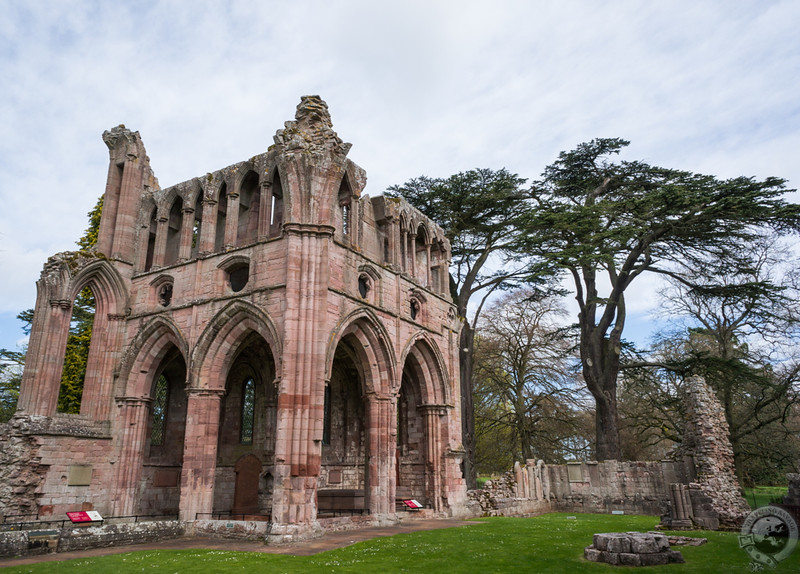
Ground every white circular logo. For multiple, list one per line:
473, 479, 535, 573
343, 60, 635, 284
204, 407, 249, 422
738, 506, 798, 569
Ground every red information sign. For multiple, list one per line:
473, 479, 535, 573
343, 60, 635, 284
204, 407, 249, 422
402, 499, 423, 509
66, 511, 103, 523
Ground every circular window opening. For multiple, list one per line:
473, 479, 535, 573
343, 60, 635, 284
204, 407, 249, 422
158, 283, 173, 307
229, 265, 250, 292
358, 276, 369, 298
410, 299, 420, 320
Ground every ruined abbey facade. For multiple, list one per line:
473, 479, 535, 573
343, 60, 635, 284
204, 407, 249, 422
4, 96, 467, 538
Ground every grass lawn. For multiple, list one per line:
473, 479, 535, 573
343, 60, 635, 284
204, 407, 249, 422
743, 485, 788, 510
4, 513, 798, 573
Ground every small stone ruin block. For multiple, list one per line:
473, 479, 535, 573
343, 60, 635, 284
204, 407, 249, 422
585, 532, 684, 567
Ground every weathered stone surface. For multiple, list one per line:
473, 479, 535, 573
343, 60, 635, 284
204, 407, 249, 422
5, 96, 466, 543
668, 377, 750, 530
584, 532, 684, 567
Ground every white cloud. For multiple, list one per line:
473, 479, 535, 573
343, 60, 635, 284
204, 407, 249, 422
1, 0, 799, 349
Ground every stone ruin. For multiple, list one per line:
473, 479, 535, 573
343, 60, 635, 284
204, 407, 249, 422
584, 531, 685, 566
661, 376, 751, 530
0, 96, 468, 544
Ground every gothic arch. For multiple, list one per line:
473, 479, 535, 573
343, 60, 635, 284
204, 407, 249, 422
117, 315, 190, 398
324, 308, 396, 396
64, 259, 129, 316
191, 300, 281, 391
232, 161, 257, 191
399, 333, 450, 405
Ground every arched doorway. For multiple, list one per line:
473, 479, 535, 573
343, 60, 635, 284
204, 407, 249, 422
214, 331, 277, 518
396, 367, 427, 505
140, 345, 188, 515
319, 338, 367, 514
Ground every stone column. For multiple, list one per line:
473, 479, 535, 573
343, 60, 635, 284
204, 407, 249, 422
258, 181, 272, 241
17, 297, 71, 415
425, 242, 432, 288
152, 214, 168, 269
110, 154, 146, 263
80, 312, 126, 420
223, 191, 239, 249
423, 405, 446, 512
400, 228, 407, 271
270, 224, 331, 534
112, 397, 152, 516
198, 199, 217, 255
409, 233, 417, 278
366, 394, 396, 516
178, 205, 196, 261
179, 388, 225, 521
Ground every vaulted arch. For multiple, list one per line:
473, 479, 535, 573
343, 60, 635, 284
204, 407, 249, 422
191, 300, 281, 391
399, 333, 450, 405
324, 308, 396, 396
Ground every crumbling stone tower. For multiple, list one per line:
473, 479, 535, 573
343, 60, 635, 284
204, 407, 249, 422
5, 96, 467, 540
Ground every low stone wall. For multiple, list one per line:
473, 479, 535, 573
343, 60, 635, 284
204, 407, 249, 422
193, 519, 272, 539
0, 520, 184, 558
545, 460, 686, 516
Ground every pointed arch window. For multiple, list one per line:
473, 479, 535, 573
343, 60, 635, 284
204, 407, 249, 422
240, 377, 255, 444
151, 374, 169, 446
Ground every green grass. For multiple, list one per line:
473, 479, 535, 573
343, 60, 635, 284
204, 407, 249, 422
744, 485, 788, 509
4, 513, 798, 573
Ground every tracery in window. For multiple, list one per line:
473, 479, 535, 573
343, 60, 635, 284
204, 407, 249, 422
240, 377, 255, 445
151, 374, 169, 446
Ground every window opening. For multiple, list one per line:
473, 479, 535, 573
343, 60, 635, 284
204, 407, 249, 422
145, 208, 157, 271
342, 204, 350, 235
57, 286, 96, 413
229, 264, 249, 292
358, 276, 369, 298
322, 384, 331, 445
410, 299, 419, 320
151, 374, 169, 446
214, 184, 227, 252
240, 377, 255, 444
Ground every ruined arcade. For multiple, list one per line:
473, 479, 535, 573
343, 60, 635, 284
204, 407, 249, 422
3, 96, 467, 540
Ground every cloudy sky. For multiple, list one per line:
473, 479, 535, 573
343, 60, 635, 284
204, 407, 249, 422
1, 0, 798, 351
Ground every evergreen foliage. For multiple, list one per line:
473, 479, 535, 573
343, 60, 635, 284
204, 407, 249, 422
524, 138, 800, 460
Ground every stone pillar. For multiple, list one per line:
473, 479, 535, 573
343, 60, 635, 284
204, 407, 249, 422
134, 219, 151, 273
96, 161, 122, 256
423, 405, 446, 512
270, 224, 331, 533
179, 388, 225, 521
112, 397, 151, 516
400, 228, 407, 271
80, 312, 126, 420
258, 181, 272, 241
409, 233, 417, 278
425, 242, 432, 288
110, 154, 148, 263
223, 191, 239, 249
17, 297, 71, 416
152, 215, 168, 269
198, 199, 217, 255
366, 394, 396, 516
386, 217, 397, 267
178, 205, 195, 261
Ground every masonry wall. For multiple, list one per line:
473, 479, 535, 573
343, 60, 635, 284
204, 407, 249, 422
545, 461, 688, 516
0, 520, 185, 559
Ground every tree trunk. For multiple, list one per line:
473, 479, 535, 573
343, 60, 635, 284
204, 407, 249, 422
582, 331, 623, 461
460, 323, 477, 489
593, 391, 622, 461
